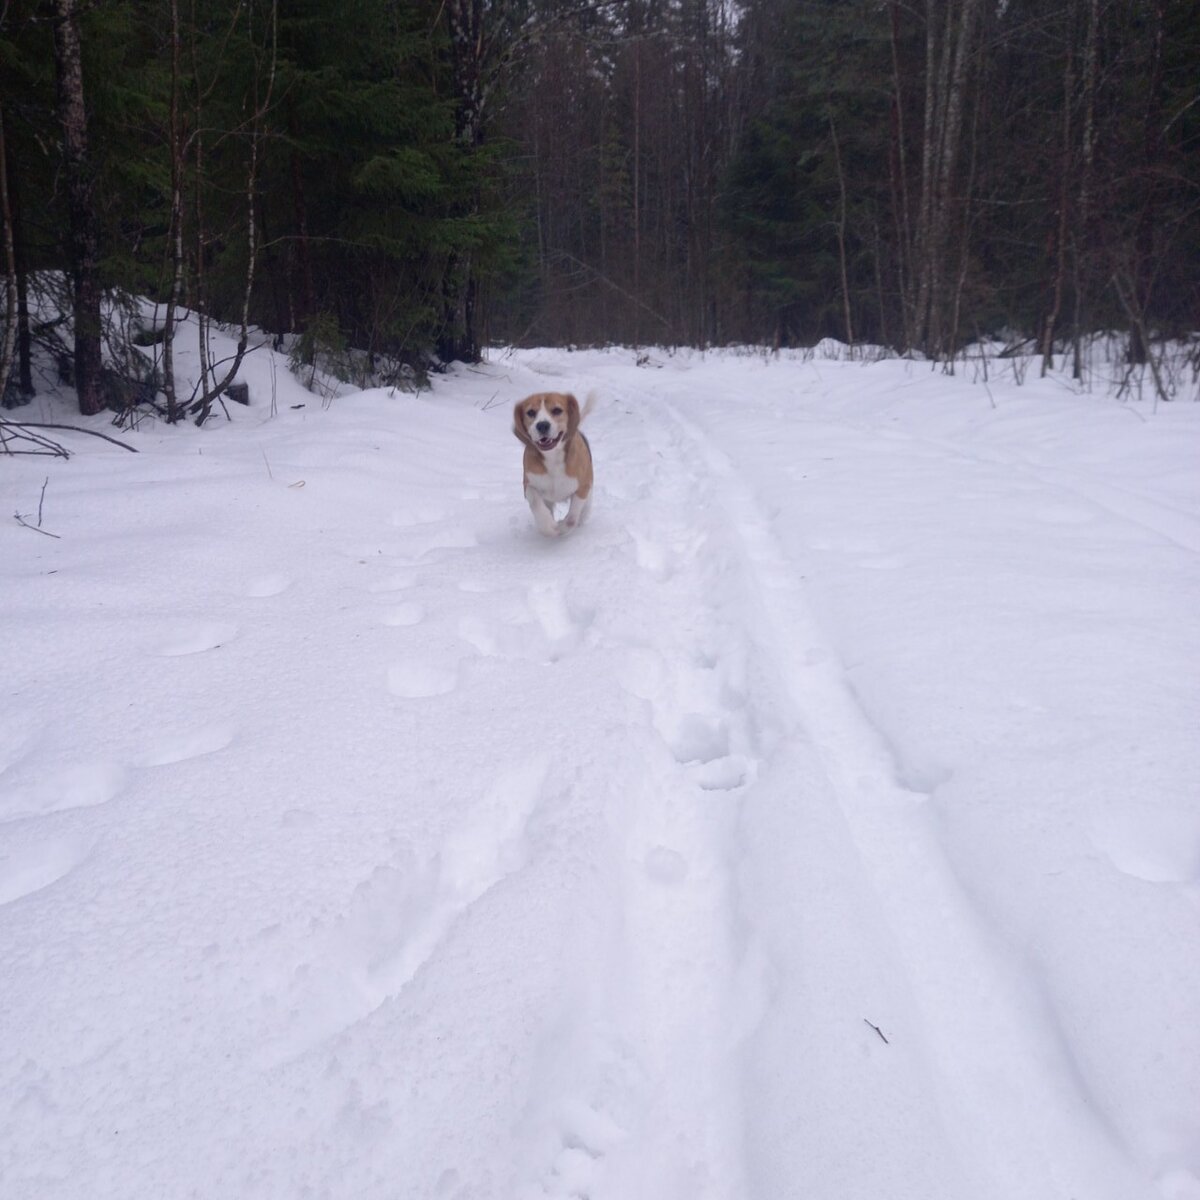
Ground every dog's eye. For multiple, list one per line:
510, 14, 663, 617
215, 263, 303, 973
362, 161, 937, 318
526, 409, 536, 418
551, 407, 563, 416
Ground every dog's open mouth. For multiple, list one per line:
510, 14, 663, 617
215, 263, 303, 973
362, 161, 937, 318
536, 434, 562, 451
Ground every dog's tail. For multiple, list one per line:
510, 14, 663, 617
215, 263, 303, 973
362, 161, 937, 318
579, 391, 598, 423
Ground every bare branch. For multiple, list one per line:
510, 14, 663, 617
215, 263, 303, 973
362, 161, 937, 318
1, 418, 137, 452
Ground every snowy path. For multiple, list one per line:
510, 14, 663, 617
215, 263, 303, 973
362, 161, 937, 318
1, 345, 1197, 1200
659, 397, 1154, 1200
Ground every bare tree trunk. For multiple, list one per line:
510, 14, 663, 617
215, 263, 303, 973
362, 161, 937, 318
0, 104, 17, 402
1127, 0, 1166, 366
1, 102, 33, 402
914, 0, 981, 358
13, 177, 31, 398
51, 0, 103, 415
288, 100, 317, 338
161, 0, 184, 421
181, 0, 246, 404
889, 0, 915, 350
948, 75, 982, 369
190, 0, 277, 420
931, 0, 980, 358
828, 111, 854, 350
872, 213, 889, 347
439, 0, 492, 362
913, 0, 939, 350
257, 200, 289, 344
633, 38, 642, 349
193, 120, 211, 395
1072, 0, 1099, 380
1042, 25, 1074, 377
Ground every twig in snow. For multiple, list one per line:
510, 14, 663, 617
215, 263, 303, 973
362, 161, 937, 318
13, 513, 59, 536
14, 477, 60, 537
864, 1019, 889, 1045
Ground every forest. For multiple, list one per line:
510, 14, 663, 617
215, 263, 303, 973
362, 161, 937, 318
0, 0, 1197, 419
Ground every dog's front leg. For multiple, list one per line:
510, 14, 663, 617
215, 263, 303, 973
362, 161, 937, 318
527, 491, 560, 537
561, 493, 589, 531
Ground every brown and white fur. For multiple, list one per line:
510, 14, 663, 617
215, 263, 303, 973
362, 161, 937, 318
512, 391, 595, 537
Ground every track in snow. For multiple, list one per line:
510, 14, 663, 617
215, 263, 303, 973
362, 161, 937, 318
497, 375, 1160, 1200
505, 377, 1147, 1199
513, 386, 761, 1199
653, 396, 1153, 1200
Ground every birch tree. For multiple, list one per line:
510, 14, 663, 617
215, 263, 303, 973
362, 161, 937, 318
50, 0, 103, 414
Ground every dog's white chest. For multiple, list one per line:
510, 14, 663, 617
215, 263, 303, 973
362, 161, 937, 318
527, 448, 579, 504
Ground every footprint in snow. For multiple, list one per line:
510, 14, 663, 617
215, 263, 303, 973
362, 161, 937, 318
137, 723, 235, 768
1091, 807, 1200, 884
460, 610, 590, 664
0, 836, 89, 905
434, 1169, 461, 1197
389, 505, 448, 529
0, 761, 126, 821
244, 572, 291, 598
628, 530, 672, 581
523, 1098, 626, 1200
341, 542, 393, 561
645, 845, 690, 885
665, 713, 731, 766
397, 527, 478, 562
688, 754, 751, 792
369, 570, 418, 594
152, 620, 239, 657
382, 601, 425, 628
387, 661, 458, 699
456, 615, 499, 657
457, 577, 495, 594
525, 581, 594, 657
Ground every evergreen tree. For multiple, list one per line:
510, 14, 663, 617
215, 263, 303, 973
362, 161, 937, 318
1, 0, 1196, 397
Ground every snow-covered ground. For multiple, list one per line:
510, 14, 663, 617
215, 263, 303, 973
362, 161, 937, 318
2, 334, 1198, 1200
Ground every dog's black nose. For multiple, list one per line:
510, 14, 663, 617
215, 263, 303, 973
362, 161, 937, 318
536, 420, 550, 435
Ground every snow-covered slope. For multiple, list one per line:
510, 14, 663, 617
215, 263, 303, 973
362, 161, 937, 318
1, 342, 1197, 1200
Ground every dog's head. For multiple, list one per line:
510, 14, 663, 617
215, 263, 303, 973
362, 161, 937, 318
513, 392, 580, 453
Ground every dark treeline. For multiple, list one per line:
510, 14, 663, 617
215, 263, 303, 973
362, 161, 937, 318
1, 1, 1197, 418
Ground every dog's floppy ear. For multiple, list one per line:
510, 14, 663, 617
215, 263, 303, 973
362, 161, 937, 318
512, 398, 534, 447
565, 393, 581, 440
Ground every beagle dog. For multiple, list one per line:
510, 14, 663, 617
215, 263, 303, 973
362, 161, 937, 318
512, 391, 595, 537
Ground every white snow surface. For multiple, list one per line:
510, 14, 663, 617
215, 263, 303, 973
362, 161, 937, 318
2, 337, 1199, 1200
